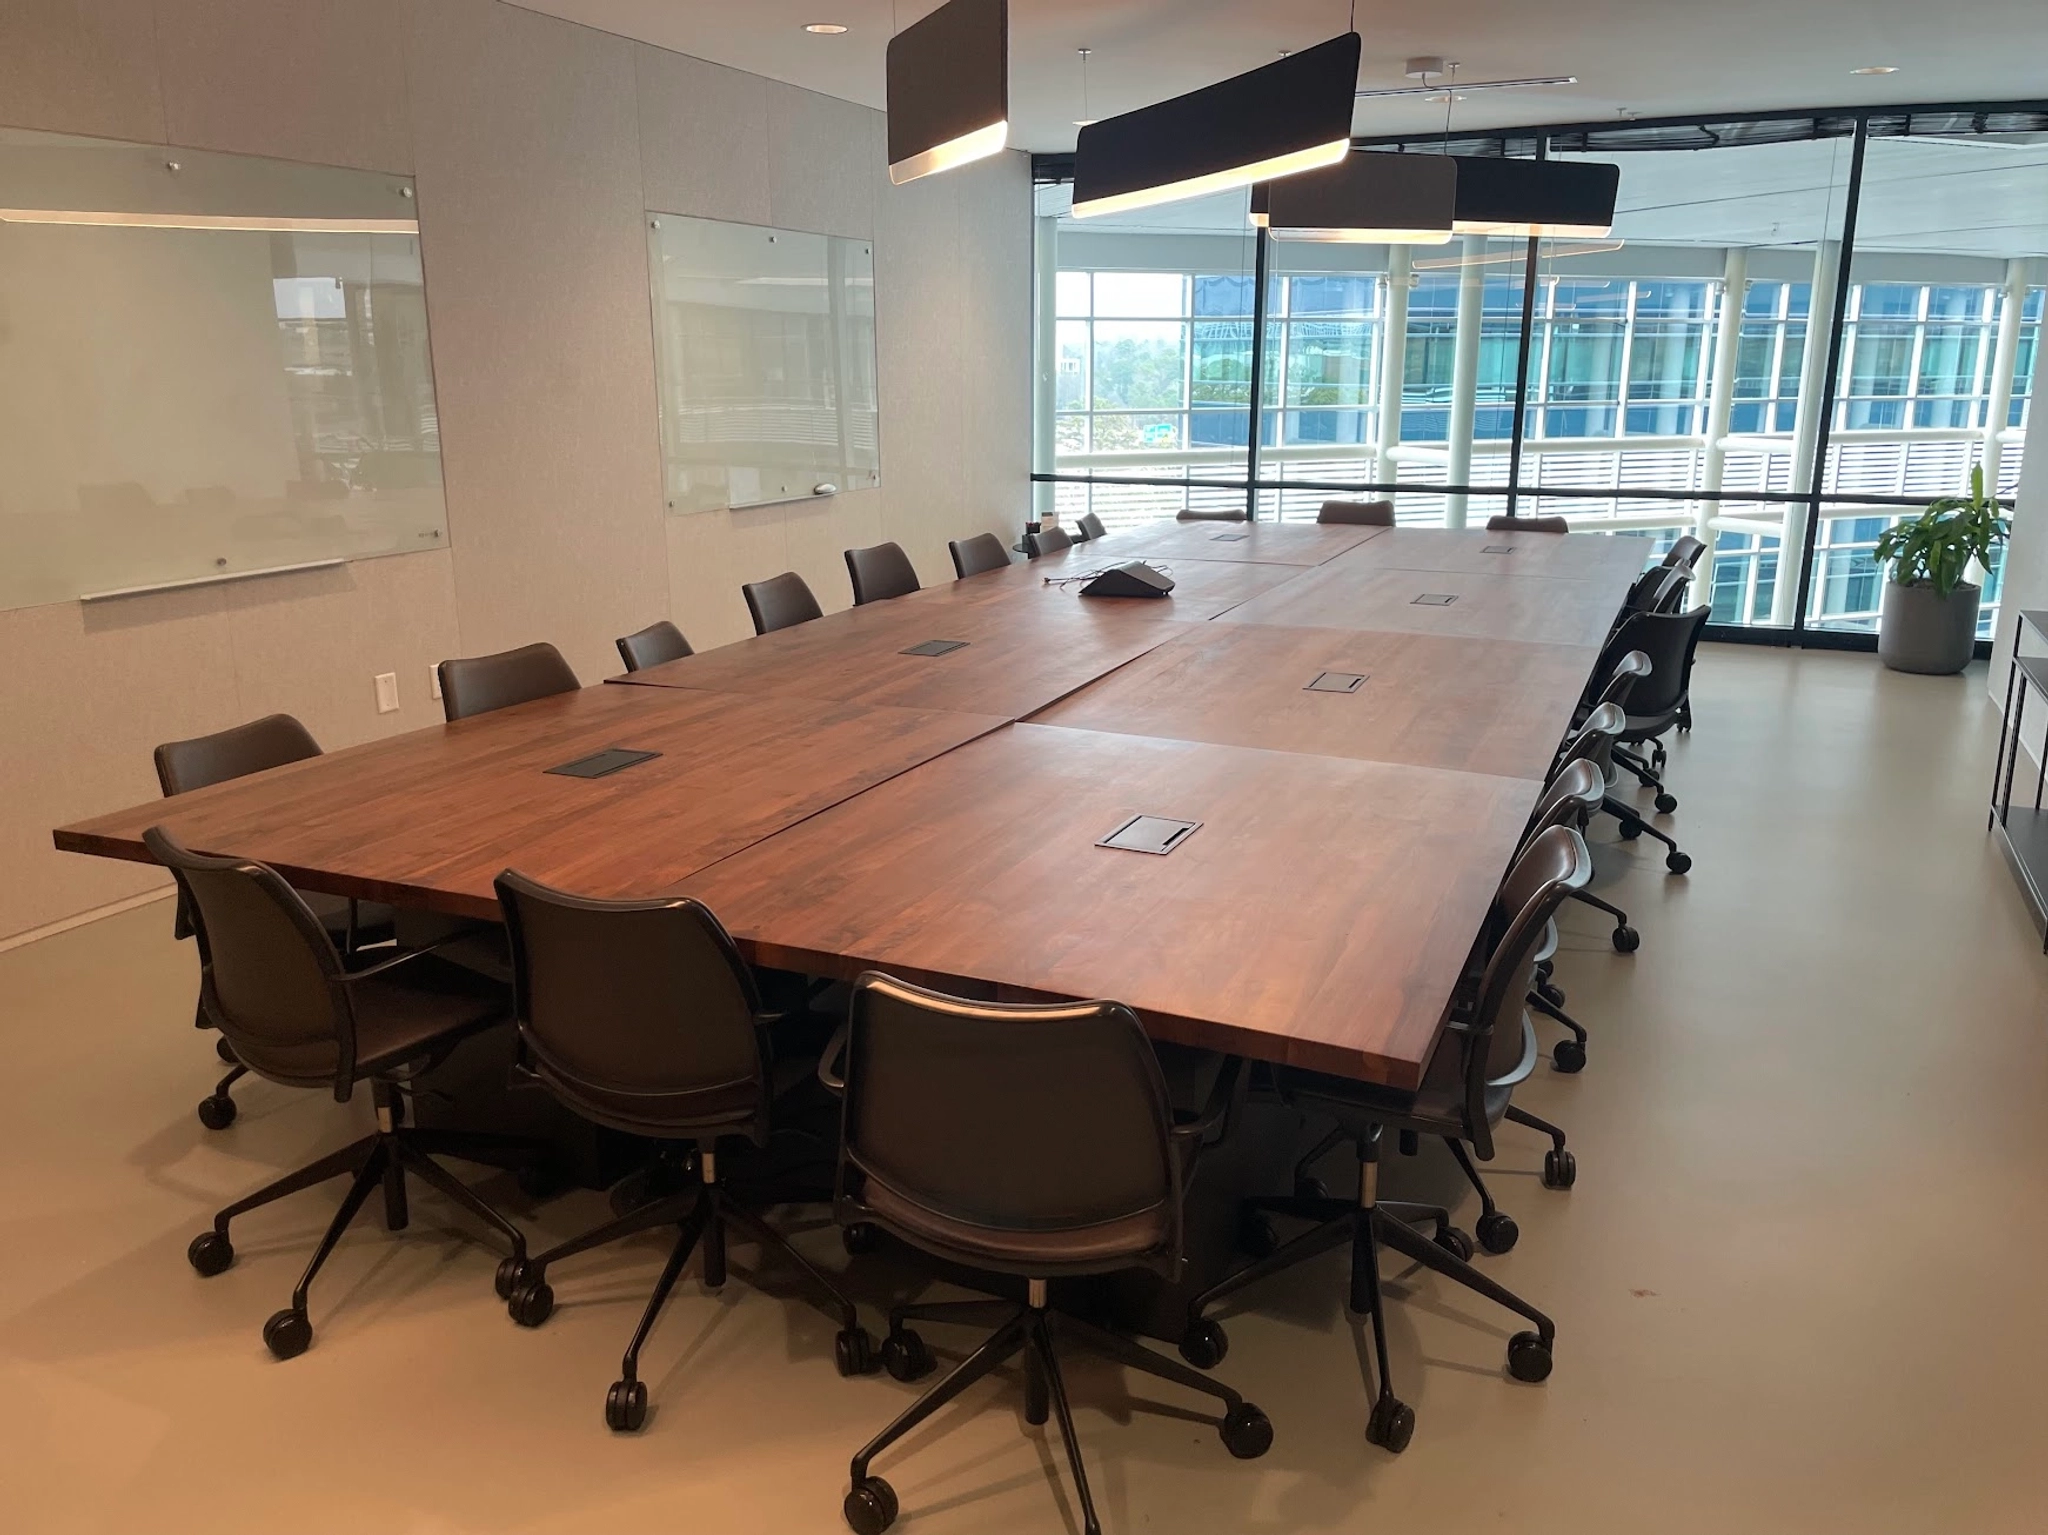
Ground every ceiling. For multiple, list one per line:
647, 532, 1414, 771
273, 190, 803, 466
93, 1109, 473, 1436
511, 0, 2048, 154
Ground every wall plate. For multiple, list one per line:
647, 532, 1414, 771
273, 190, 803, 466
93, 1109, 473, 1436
545, 747, 661, 779
1097, 814, 1202, 855
900, 638, 970, 656
1482, 543, 1516, 553
1210, 532, 1250, 542
1305, 671, 1367, 693
1412, 593, 1459, 606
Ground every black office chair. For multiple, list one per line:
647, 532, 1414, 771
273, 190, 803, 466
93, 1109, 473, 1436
1519, 755, 1611, 1073
1077, 511, 1108, 541
1177, 507, 1247, 522
743, 571, 824, 635
155, 714, 395, 1130
438, 643, 580, 722
1182, 828, 1585, 1453
615, 620, 692, 672
823, 973, 1271, 1535
1487, 513, 1570, 533
948, 532, 1011, 578
151, 826, 537, 1360
1661, 533, 1706, 572
846, 542, 921, 605
1607, 607, 1711, 826
1025, 526, 1072, 558
493, 871, 877, 1431
1319, 499, 1395, 526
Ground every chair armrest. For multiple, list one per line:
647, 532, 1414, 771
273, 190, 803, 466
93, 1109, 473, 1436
1169, 1054, 1247, 1148
336, 934, 463, 985
816, 1022, 851, 1094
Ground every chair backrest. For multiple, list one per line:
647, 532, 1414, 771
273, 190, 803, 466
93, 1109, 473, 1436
1625, 565, 1689, 616
845, 541, 921, 605
1026, 526, 1072, 558
438, 643, 580, 722
837, 971, 1181, 1266
1521, 758, 1604, 852
1486, 513, 1570, 534
1318, 499, 1395, 526
1617, 607, 1710, 721
1554, 700, 1625, 783
742, 571, 824, 635
949, 532, 1012, 579
1582, 645, 1653, 714
1078, 512, 1108, 541
1661, 534, 1706, 571
144, 826, 354, 1093
615, 620, 692, 672
495, 871, 773, 1141
1177, 507, 1247, 522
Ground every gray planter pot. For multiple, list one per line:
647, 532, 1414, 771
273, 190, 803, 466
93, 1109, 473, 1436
1877, 578, 1980, 674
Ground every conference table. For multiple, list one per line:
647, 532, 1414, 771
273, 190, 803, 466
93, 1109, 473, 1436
55, 519, 1645, 1092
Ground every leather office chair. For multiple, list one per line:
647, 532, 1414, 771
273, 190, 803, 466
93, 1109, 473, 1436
493, 871, 877, 1432
1661, 533, 1706, 572
1025, 525, 1071, 558
438, 643, 579, 722
151, 827, 537, 1360
1077, 511, 1108, 541
1177, 506, 1247, 522
1319, 499, 1395, 526
823, 973, 1271, 1535
948, 532, 1011, 578
845, 542, 921, 605
743, 571, 824, 635
155, 714, 395, 1130
615, 620, 692, 672
1182, 828, 1585, 1454
1487, 512, 1570, 533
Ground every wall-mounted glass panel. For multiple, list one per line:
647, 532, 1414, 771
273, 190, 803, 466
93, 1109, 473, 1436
0, 129, 443, 610
647, 214, 879, 514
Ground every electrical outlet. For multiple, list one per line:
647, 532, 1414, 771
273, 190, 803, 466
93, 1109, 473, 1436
428, 666, 442, 701
374, 672, 400, 714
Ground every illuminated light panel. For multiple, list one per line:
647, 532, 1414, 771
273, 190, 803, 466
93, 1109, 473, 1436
1448, 155, 1620, 239
1250, 151, 1456, 245
888, 119, 1009, 186
886, 0, 1008, 186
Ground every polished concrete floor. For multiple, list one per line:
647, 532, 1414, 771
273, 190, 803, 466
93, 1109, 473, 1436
5, 645, 2047, 1535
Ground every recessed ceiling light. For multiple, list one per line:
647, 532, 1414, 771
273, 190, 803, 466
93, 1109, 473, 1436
804, 23, 849, 35
1852, 65, 1899, 74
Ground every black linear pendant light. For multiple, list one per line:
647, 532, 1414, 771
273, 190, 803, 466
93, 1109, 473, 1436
1071, 32, 1362, 219
1251, 150, 1457, 244
886, 0, 1009, 185
1449, 155, 1620, 238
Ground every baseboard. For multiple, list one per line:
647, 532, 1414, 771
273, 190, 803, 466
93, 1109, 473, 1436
0, 885, 176, 955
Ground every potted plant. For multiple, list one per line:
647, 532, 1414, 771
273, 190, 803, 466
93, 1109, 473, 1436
1871, 465, 2009, 675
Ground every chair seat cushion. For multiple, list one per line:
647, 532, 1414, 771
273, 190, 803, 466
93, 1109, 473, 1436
857, 1172, 1171, 1273
351, 953, 512, 1077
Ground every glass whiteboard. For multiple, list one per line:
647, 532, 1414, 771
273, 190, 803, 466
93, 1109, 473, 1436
0, 129, 446, 609
647, 213, 881, 514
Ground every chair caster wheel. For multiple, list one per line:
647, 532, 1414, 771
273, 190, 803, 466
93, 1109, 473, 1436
507, 1280, 555, 1327
263, 1307, 312, 1360
1543, 1149, 1578, 1190
1220, 1401, 1274, 1459
1435, 1225, 1475, 1263
1475, 1211, 1519, 1255
1507, 1330, 1554, 1383
197, 1094, 237, 1131
1179, 1316, 1228, 1370
1365, 1393, 1414, 1453
843, 1475, 899, 1535
1666, 851, 1692, 875
1618, 819, 1643, 841
1536, 980, 1567, 1009
1293, 1174, 1327, 1200
1552, 1039, 1587, 1073
841, 1222, 880, 1257
215, 1036, 239, 1064
187, 1230, 234, 1277
1612, 925, 1640, 954
835, 1326, 877, 1377
1239, 1212, 1280, 1259
1655, 792, 1679, 814
604, 1377, 647, 1432
879, 1328, 933, 1382
493, 1255, 530, 1300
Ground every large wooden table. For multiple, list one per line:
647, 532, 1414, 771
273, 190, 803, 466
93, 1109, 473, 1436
54, 520, 1647, 1089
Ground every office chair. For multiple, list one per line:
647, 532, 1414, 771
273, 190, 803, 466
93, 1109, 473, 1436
1077, 511, 1108, 541
493, 871, 877, 1431
438, 643, 580, 722
155, 714, 395, 1130
1607, 606, 1711, 823
1487, 513, 1570, 533
948, 532, 1011, 578
743, 571, 824, 635
1661, 533, 1706, 572
823, 973, 1271, 1535
1319, 499, 1395, 526
150, 827, 538, 1360
615, 620, 693, 672
1181, 828, 1585, 1453
1544, 702, 1652, 950
1025, 525, 1072, 558
1177, 506, 1247, 522
845, 542, 922, 605
1519, 756, 1611, 1073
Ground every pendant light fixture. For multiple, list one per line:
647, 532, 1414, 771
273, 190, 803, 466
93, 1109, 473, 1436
1250, 151, 1456, 244
1071, 31, 1361, 219
886, 0, 1009, 186
1449, 154, 1620, 238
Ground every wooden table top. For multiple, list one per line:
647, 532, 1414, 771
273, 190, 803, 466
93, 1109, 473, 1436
1337, 526, 1652, 583
609, 595, 1192, 719
919, 548, 1310, 624
677, 723, 1534, 1087
1031, 623, 1597, 782
1093, 518, 1386, 567
1217, 561, 1620, 650
53, 685, 1006, 921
